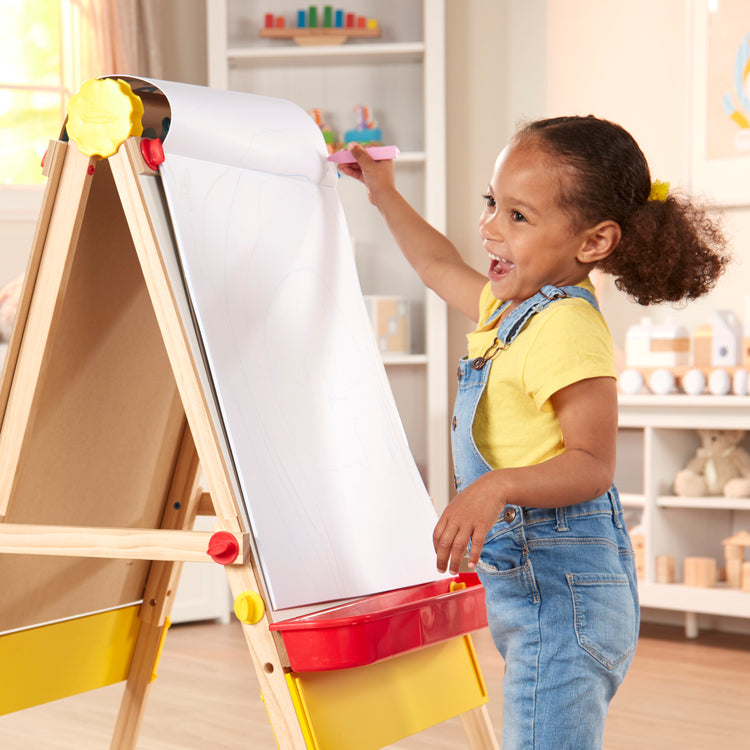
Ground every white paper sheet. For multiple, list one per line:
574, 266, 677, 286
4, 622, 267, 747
123, 79, 442, 609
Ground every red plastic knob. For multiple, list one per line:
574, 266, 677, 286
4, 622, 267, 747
207, 531, 240, 565
140, 138, 165, 170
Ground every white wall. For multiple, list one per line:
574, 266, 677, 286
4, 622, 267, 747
544, 0, 750, 354
445, 1, 509, 366
445, 0, 548, 377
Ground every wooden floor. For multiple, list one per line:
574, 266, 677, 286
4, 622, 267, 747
2, 621, 750, 749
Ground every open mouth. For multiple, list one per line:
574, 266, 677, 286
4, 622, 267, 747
488, 252, 515, 278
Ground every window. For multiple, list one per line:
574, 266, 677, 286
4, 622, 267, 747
2, 0, 66, 186
0, 0, 102, 197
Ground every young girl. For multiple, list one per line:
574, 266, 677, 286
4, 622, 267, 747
340, 115, 729, 749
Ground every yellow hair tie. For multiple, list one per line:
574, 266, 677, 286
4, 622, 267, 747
648, 179, 670, 202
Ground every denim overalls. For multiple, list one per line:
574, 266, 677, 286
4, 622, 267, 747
452, 285, 640, 750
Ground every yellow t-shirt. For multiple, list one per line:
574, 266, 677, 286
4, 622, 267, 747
468, 279, 616, 470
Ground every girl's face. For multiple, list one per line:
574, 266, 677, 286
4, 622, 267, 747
479, 137, 595, 311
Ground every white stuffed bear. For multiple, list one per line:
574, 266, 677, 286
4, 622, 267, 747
0, 274, 23, 343
674, 429, 750, 498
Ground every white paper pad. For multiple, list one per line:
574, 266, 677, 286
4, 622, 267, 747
123, 79, 442, 609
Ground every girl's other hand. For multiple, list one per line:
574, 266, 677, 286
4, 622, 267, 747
432, 473, 506, 574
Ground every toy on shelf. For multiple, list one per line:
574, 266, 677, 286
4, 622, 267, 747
630, 533, 645, 579
683, 556, 717, 588
625, 317, 690, 369
308, 108, 337, 154
619, 307, 750, 396
363, 296, 410, 355
344, 105, 383, 145
673, 429, 750, 498
261, 7, 380, 46
328, 106, 397, 164
655, 554, 676, 583
723, 531, 750, 591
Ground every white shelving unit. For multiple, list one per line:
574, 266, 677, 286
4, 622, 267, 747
618, 395, 750, 636
206, 0, 449, 509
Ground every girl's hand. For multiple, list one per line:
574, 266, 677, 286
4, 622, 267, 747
337, 143, 397, 208
432, 472, 506, 574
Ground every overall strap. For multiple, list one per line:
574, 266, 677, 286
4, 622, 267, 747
494, 284, 599, 347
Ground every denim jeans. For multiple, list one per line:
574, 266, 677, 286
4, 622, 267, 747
450, 286, 639, 749
476, 494, 639, 749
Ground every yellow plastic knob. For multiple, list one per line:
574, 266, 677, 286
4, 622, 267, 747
66, 78, 144, 158
234, 591, 265, 624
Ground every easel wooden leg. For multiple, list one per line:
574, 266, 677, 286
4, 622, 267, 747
460, 705, 500, 750
110, 138, 308, 750
110, 620, 170, 750
110, 423, 202, 750
223, 563, 310, 750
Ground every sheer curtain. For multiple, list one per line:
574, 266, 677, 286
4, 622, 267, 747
82, 0, 164, 80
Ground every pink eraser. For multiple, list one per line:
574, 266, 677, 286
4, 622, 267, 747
328, 145, 400, 164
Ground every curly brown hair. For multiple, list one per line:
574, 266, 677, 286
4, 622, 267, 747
515, 116, 731, 305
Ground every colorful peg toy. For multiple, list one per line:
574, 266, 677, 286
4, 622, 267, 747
260, 6, 380, 45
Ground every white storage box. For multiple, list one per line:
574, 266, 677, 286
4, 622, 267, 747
364, 296, 410, 354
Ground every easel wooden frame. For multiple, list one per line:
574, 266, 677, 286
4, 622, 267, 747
0, 135, 498, 750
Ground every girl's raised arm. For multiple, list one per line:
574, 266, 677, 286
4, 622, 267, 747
339, 143, 486, 321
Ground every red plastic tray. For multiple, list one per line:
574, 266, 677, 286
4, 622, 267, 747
269, 573, 487, 672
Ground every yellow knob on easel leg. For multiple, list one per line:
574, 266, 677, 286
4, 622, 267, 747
234, 591, 265, 624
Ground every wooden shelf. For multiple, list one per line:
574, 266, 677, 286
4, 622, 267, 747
619, 394, 750, 428
619, 493, 646, 508
227, 41, 425, 65
638, 582, 750, 617
381, 353, 428, 366
657, 495, 750, 511
394, 151, 425, 164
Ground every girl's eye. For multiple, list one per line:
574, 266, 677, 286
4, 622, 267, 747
482, 193, 496, 208
511, 210, 527, 223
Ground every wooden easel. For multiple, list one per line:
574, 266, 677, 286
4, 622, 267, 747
0, 92, 498, 749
